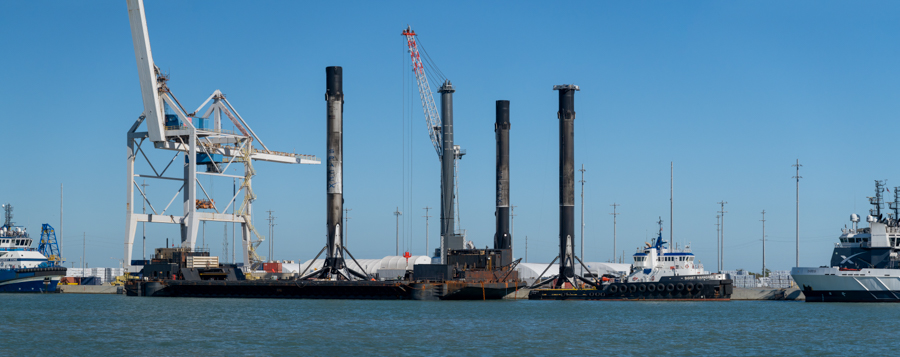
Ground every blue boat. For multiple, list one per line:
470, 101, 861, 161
0, 204, 66, 293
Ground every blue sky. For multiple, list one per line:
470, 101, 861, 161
1, 1, 899, 271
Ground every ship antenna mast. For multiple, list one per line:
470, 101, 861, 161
2, 204, 12, 228
870, 180, 886, 217
893, 187, 900, 221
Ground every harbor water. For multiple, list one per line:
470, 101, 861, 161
1, 294, 894, 356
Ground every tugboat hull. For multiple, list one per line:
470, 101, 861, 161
529, 277, 732, 300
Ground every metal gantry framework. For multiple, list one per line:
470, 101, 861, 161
124, 0, 319, 270
39, 224, 63, 267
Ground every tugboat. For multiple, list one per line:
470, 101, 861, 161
529, 219, 732, 300
792, 180, 900, 302
0, 204, 66, 292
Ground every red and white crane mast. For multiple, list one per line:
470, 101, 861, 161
402, 26, 443, 159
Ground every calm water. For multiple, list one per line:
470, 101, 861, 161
1, 294, 895, 356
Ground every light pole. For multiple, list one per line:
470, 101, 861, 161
344, 208, 352, 246
579, 164, 586, 261
423, 207, 431, 256
141, 180, 149, 261
394, 207, 402, 255
610, 203, 620, 262
717, 201, 728, 272
761, 210, 767, 277
793, 159, 802, 267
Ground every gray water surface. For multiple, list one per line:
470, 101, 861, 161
0, 294, 892, 356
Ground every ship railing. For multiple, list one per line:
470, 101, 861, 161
0, 247, 37, 252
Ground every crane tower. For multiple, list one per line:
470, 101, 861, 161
402, 26, 465, 263
123, 0, 319, 270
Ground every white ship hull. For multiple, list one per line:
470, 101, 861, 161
792, 267, 900, 302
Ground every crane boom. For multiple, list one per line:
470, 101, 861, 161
402, 26, 443, 160
126, 0, 166, 143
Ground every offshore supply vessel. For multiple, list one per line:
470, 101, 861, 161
0, 204, 66, 292
792, 180, 900, 302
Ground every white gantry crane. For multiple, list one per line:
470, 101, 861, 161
124, 0, 319, 270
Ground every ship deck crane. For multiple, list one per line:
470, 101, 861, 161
402, 26, 465, 263
124, 0, 320, 270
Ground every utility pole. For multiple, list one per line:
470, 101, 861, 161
232, 178, 236, 264
579, 164, 586, 261
761, 210, 766, 277
343, 208, 352, 247
610, 203, 620, 262
82, 232, 85, 278
266, 210, 275, 262
141, 180, 148, 261
510, 205, 517, 258
717, 201, 728, 272
394, 207, 402, 255
793, 159, 802, 267
715, 215, 720, 272
60, 184, 63, 263
423, 207, 431, 256
222, 224, 228, 264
